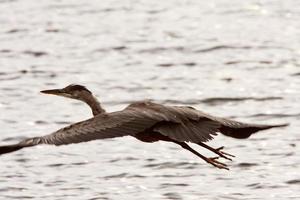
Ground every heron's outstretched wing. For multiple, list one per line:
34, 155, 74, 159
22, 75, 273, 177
154, 119, 220, 143
155, 106, 288, 141
146, 105, 221, 143
33, 108, 166, 146
0, 107, 167, 155
130, 103, 287, 143
125, 102, 220, 143
216, 117, 288, 139
178, 107, 288, 139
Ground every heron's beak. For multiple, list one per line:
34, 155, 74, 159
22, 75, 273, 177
40, 89, 64, 96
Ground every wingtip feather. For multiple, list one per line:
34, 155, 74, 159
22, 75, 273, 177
0, 144, 23, 155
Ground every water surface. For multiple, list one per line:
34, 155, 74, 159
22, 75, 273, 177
0, 0, 299, 199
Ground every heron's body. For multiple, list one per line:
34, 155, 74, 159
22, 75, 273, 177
0, 85, 288, 170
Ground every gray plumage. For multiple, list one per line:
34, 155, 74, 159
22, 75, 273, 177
0, 84, 288, 170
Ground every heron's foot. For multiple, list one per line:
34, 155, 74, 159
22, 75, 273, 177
198, 142, 235, 161
205, 156, 229, 170
212, 146, 235, 161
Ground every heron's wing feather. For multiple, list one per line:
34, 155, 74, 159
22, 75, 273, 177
145, 104, 284, 142
172, 106, 287, 139
149, 105, 220, 143
126, 101, 220, 143
28, 108, 163, 146
154, 119, 220, 143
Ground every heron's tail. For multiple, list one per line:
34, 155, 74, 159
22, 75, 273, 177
0, 144, 24, 155
220, 123, 289, 139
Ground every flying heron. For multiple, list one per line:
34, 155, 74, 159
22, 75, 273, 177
0, 84, 288, 170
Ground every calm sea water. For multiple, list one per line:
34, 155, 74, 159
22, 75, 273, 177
0, 0, 299, 199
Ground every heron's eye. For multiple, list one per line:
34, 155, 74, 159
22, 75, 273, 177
72, 91, 81, 98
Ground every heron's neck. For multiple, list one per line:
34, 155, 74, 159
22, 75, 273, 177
84, 94, 106, 116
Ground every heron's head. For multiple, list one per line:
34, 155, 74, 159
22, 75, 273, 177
40, 84, 92, 101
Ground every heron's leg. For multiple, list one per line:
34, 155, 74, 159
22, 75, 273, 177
173, 141, 229, 170
197, 142, 235, 161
